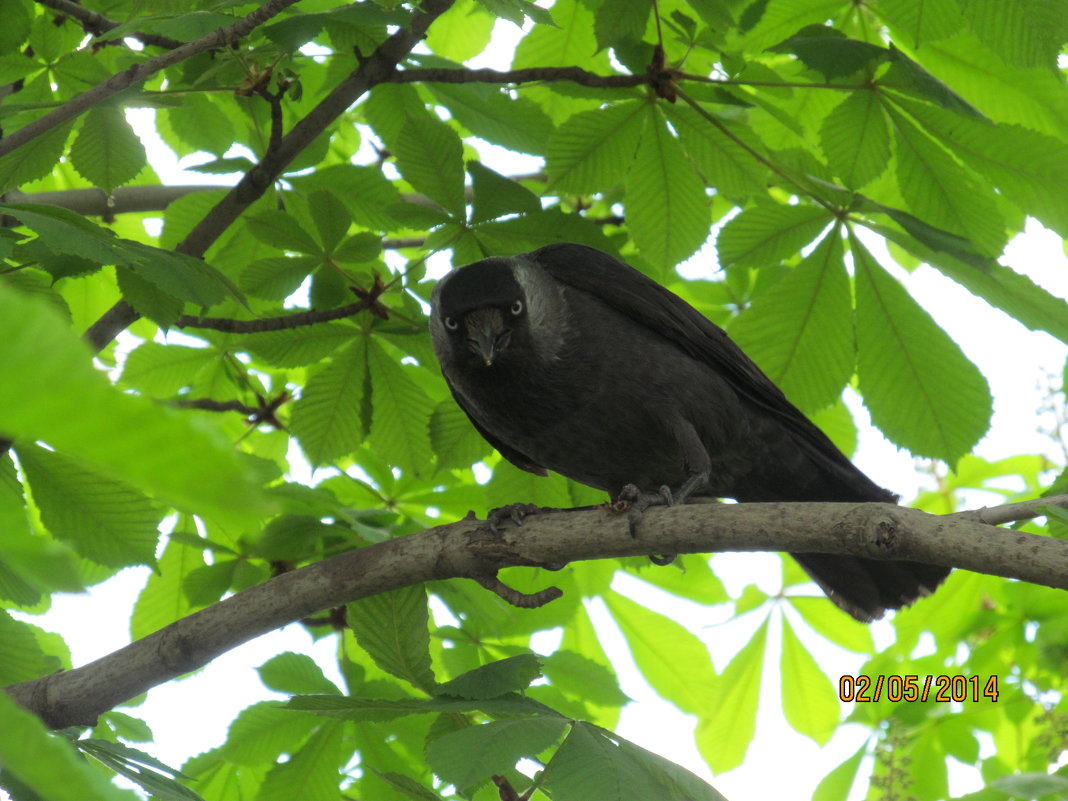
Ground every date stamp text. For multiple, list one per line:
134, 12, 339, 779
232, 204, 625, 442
838, 674, 999, 703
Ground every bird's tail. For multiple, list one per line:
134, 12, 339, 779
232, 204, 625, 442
790, 553, 951, 622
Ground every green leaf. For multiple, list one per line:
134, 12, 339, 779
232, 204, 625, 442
957, 0, 1065, 69
543, 721, 729, 801
348, 584, 435, 693
866, 219, 1068, 346
787, 596, 874, 653
393, 111, 466, 217
307, 190, 352, 255
218, 702, 319, 765
819, 91, 890, 188
592, 0, 650, 51
769, 25, 889, 79
68, 105, 147, 192
603, 590, 716, 714
77, 740, 200, 801
115, 266, 182, 328
546, 101, 646, 193
246, 210, 322, 255
367, 339, 433, 473
626, 105, 710, 268
780, 618, 839, 743
429, 81, 555, 156
17, 443, 160, 568
130, 531, 205, 640
257, 652, 342, 696
435, 654, 542, 699
162, 93, 235, 157
891, 96, 1068, 238
694, 617, 768, 772
242, 322, 357, 367
240, 255, 319, 300
887, 105, 1006, 257
0, 122, 74, 192
542, 722, 661, 801
0, 289, 263, 524
425, 0, 495, 61
286, 692, 550, 722
258, 720, 343, 801
879, 50, 984, 119
0, 693, 137, 801
851, 234, 991, 462
730, 230, 853, 412
0, 610, 60, 684
372, 771, 446, 801
333, 232, 382, 264
716, 203, 832, 270
627, 553, 728, 605
121, 342, 216, 397
425, 717, 568, 790
541, 650, 629, 709
868, 0, 961, 47
468, 161, 542, 224
812, 742, 866, 801
429, 398, 492, 470
666, 105, 769, 199
741, 0, 851, 52
302, 165, 405, 232
289, 339, 369, 465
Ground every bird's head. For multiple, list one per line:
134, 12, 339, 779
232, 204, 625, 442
430, 255, 566, 370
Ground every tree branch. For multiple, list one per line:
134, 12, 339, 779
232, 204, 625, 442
0, 0, 302, 159
34, 0, 184, 50
82, 0, 457, 354
6, 496, 1068, 730
174, 297, 381, 333
388, 66, 647, 89
2, 173, 546, 220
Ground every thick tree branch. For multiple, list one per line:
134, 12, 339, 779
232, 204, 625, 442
1, 186, 219, 219
34, 0, 184, 50
0, 0, 302, 159
82, 0, 456, 353
2, 173, 546, 220
6, 496, 1068, 730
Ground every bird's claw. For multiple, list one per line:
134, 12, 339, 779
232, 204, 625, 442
616, 483, 678, 566
487, 502, 544, 534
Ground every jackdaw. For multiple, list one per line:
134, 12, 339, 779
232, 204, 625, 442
429, 243, 950, 621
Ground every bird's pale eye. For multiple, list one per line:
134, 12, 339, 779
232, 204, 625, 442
444, 316, 459, 331
510, 299, 524, 316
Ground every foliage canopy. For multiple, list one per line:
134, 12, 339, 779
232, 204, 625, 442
1, 0, 1068, 799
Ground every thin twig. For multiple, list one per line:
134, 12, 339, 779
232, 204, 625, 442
175, 298, 376, 333
0, 0, 303, 159
388, 66, 645, 88
34, 0, 184, 49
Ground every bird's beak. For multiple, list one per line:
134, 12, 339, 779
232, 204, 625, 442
464, 309, 509, 366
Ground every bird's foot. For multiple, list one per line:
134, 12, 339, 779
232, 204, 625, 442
615, 484, 677, 566
617, 484, 674, 537
615, 472, 709, 566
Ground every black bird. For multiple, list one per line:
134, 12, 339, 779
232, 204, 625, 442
429, 243, 950, 621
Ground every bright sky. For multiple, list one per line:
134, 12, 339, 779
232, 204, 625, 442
14, 10, 1068, 801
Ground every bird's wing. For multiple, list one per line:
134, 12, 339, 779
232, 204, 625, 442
444, 375, 549, 477
529, 243, 890, 497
